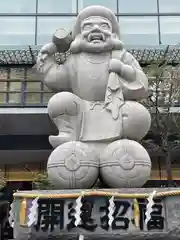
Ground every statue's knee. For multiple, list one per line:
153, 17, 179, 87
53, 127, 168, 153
48, 92, 81, 118
122, 101, 151, 141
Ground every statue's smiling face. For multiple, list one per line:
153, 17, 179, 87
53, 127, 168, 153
70, 15, 122, 53
81, 17, 112, 45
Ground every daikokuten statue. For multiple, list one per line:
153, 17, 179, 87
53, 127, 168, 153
36, 5, 152, 189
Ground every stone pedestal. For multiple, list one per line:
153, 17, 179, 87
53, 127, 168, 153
12, 188, 180, 240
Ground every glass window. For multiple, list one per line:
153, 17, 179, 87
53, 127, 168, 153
37, 17, 76, 45
43, 93, 54, 104
119, 17, 159, 45
0, 93, 6, 103
118, 0, 157, 13
26, 82, 41, 92
78, 0, 117, 13
0, 17, 35, 45
159, 0, 180, 13
26, 93, 41, 104
0, 0, 36, 13
9, 82, 21, 92
0, 70, 7, 104
0, 82, 7, 93
0, 69, 8, 80
27, 68, 40, 81
38, 0, 77, 13
43, 84, 52, 92
160, 17, 180, 45
10, 68, 25, 79
8, 93, 21, 104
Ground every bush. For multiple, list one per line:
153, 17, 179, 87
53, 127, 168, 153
33, 172, 54, 190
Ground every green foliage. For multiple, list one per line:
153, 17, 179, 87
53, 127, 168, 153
33, 172, 54, 190
0, 169, 6, 190
0, 177, 6, 190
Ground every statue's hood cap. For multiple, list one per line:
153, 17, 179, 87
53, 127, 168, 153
72, 5, 120, 38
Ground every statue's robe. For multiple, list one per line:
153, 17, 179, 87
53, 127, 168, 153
44, 50, 148, 141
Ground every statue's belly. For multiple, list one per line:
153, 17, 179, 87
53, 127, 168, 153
72, 55, 110, 101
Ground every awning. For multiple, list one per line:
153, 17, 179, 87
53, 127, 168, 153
0, 44, 179, 66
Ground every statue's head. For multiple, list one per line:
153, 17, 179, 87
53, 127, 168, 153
70, 5, 123, 53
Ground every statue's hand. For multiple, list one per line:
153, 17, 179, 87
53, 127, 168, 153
108, 58, 124, 74
36, 43, 57, 70
39, 42, 57, 55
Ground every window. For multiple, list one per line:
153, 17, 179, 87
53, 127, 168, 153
26, 82, 41, 92
8, 68, 24, 104
0, 69, 8, 103
160, 17, 180, 45
37, 17, 76, 45
0, 67, 50, 105
43, 93, 54, 104
118, 0, 157, 13
10, 68, 25, 80
78, 0, 117, 13
26, 93, 41, 104
25, 82, 41, 104
8, 93, 21, 104
38, 0, 77, 14
119, 17, 159, 45
0, 17, 35, 45
0, 0, 36, 13
0, 69, 7, 103
159, 0, 180, 13
9, 82, 21, 92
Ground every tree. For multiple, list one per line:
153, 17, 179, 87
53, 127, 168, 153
141, 48, 180, 186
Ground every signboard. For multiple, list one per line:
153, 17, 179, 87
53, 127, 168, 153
33, 197, 165, 233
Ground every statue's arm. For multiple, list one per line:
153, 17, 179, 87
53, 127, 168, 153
109, 51, 148, 99
36, 43, 70, 92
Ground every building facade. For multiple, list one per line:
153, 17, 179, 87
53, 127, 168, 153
0, 0, 180, 186
0, 0, 180, 46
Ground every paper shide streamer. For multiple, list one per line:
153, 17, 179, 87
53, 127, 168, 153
145, 190, 156, 225
9, 202, 15, 228
74, 191, 85, 227
108, 196, 115, 227
27, 197, 39, 227
75, 192, 116, 228
79, 234, 84, 240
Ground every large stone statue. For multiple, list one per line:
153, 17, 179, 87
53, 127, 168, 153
36, 5, 151, 189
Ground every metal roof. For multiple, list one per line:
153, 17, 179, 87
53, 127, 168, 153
0, 44, 180, 66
